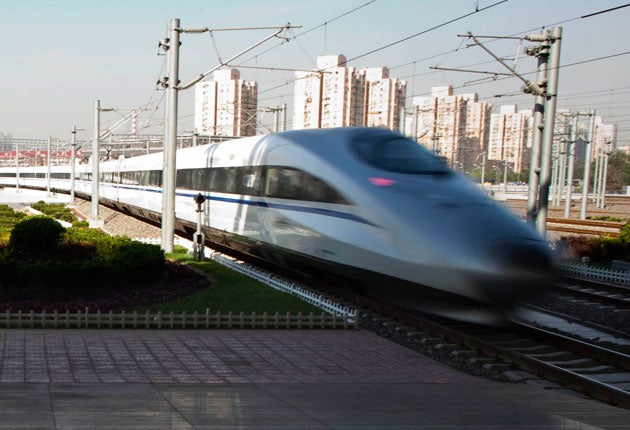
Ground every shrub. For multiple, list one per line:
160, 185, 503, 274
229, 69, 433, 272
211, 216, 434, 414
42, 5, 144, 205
8, 216, 66, 260
0, 205, 26, 228
620, 221, 630, 243
0, 227, 166, 301
109, 241, 165, 285
587, 215, 624, 222
30, 201, 77, 223
71, 220, 90, 228
564, 235, 630, 263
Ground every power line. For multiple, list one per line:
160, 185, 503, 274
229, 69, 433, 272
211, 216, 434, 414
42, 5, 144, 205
390, 3, 630, 79
236, 0, 380, 67
581, 3, 630, 19
295, 0, 380, 38
343, 0, 509, 64
407, 49, 630, 99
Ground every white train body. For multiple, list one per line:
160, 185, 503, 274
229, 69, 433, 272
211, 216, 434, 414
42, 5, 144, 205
0, 128, 556, 322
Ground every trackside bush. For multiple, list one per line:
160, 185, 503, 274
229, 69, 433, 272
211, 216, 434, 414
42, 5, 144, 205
564, 234, 630, 264
8, 216, 65, 260
620, 221, 630, 243
0, 222, 166, 302
30, 201, 76, 223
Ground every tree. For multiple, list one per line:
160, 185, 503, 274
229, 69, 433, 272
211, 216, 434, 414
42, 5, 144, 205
606, 151, 630, 191
8, 216, 65, 260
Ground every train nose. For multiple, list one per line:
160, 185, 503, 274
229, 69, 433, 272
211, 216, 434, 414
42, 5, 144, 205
477, 241, 557, 304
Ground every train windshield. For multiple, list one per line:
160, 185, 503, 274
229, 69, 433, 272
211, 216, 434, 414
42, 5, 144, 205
350, 134, 450, 175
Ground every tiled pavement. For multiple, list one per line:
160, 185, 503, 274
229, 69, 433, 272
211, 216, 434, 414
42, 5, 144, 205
0, 330, 466, 384
0, 329, 629, 429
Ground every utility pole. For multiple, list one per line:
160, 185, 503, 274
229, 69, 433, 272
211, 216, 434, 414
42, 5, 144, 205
412, 106, 419, 142
480, 151, 486, 191
599, 149, 610, 208
46, 136, 51, 195
281, 103, 287, 132
92, 101, 101, 220
525, 37, 548, 227
503, 158, 508, 193
580, 110, 595, 219
564, 114, 577, 218
70, 126, 77, 205
555, 138, 566, 207
157, 19, 297, 252
161, 18, 180, 254
534, 27, 562, 237
14, 140, 20, 192
438, 28, 562, 237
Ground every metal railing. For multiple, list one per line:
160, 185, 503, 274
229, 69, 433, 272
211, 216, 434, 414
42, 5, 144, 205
208, 251, 358, 322
0, 309, 356, 330
137, 238, 359, 325
559, 261, 630, 286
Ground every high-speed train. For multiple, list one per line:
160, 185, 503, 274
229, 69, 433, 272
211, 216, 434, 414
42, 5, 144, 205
0, 127, 556, 323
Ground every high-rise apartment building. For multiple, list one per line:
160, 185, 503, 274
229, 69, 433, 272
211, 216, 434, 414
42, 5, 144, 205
194, 69, 258, 137
294, 55, 365, 129
412, 86, 489, 171
487, 105, 532, 173
363, 67, 406, 130
461, 93, 491, 172
593, 118, 616, 156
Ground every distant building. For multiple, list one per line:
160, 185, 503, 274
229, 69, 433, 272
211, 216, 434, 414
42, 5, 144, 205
487, 105, 532, 174
593, 118, 616, 157
412, 86, 490, 171
294, 55, 365, 129
460, 93, 491, 173
616, 145, 630, 156
363, 67, 406, 131
0, 132, 13, 152
194, 69, 258, 137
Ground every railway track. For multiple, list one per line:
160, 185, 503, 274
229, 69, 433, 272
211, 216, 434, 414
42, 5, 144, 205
502, 196, 630, 222
432, 313, 630, 408
553, 277, 630, 309
306, 279, 630, 408
75, 198, 630, 408
546, 217, 623, 238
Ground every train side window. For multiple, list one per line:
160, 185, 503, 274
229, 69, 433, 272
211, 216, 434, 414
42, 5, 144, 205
263, 166, 347, 204
149, 170, 162, 187
264, 168, 279, 197
264, 167, 298, 198
176, 169, 191, 189
242, 167, 262, 195
350, 131, 450, 175
191, 169, 209, 191
225, 167, 241, 194
209, 168, 227, 192
280, 169, 300, 199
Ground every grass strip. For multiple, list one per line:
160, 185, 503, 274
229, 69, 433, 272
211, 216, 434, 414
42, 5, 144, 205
139, 251, 325, 315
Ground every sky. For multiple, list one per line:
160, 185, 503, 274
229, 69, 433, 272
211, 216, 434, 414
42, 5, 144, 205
1, 0, 629, 147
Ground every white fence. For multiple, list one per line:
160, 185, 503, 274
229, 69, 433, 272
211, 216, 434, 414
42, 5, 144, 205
207, 251, 358, 321
137, 238, 359, 325
0, 309, 357, 330
559, 262, 630, 286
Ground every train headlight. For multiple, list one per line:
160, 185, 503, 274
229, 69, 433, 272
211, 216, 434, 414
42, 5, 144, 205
368, 177, 396, 187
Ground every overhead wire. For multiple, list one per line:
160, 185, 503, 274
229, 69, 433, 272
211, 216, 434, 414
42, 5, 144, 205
344, 0, 509, 64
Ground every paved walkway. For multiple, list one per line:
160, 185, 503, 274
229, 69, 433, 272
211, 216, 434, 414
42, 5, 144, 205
0, 330, 463, 384
0, 188, 71, 205
0, 329, 628, 429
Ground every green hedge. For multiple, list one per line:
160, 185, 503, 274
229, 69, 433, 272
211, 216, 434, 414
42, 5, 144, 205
30, 201, 76, 223
8, 215, 65, 259
0, 219, 165, 302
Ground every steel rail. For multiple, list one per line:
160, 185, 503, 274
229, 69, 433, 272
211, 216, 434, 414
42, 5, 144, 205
552, 281, 630, 309
341, 296, 630, 409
